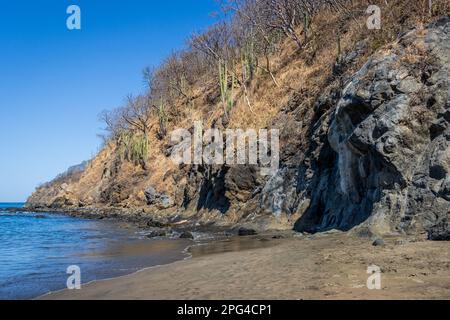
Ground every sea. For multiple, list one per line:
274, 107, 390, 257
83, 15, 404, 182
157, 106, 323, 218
0, 203, 190, 299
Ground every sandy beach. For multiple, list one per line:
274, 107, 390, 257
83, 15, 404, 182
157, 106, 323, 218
41, 232, 450, 300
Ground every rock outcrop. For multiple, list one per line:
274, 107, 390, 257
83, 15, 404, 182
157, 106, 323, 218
286, 17, 450, 237
27, 16, 450, 239
145, 187, 174, 209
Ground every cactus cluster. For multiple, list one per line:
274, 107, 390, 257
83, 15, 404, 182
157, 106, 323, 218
118, 131, 149, 164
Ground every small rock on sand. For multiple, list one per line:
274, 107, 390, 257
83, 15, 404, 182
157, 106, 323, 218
372, 238, 385, 247
238, 228, 257, 236
179, 231, 194, 239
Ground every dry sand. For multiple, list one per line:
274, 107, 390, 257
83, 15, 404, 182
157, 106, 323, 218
41, 232, 450, 300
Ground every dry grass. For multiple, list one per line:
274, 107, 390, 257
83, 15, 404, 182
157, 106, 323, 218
31, 0, 450, 209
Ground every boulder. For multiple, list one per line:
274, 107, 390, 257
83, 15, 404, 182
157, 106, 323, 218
238, 227, 257, 236
146, 230, 167, 238
179, 231, 194, 239
372, 238, 385, 247
144, 187, 174, 209
428, 220, 450, 241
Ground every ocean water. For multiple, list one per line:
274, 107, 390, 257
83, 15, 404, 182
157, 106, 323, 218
0, 203, 190, 300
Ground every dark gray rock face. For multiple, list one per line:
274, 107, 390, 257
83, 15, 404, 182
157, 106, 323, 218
225, 166, 262, 202
428, 219, 450, 240
33, 17, 447, 240
145, 187, 174, 209
235, 17, 450, 238
173, 17, 450, 238
290, 18, 450, 236
238, 227, 257, 236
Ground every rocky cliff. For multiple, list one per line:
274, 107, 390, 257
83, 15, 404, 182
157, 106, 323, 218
27, 14, 450, 239
296, 17, 450, 238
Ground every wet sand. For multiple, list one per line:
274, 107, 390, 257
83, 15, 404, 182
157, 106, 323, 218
41, 232, 450, 300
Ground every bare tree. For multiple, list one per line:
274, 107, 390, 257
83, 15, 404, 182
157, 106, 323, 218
143, 66, 157, 91
121, 94, 152, 136
157, 52, 192, 101
189, 22, 233, 64
266, 0, 304, 49
224, 0, 282, 85
99, 107, 127, 140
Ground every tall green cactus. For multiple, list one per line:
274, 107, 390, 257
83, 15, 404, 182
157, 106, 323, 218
304, 12, 310, 42
229, 72, 235, 113
337, 34, 342, 63
158, 97, 167, 138
219, 59, 234, 118
241, 39, 256, 84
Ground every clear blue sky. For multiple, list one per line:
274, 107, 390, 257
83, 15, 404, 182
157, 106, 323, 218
0, 1, 220, 202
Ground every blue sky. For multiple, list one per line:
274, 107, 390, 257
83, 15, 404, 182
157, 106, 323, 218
0, 1, 220, 202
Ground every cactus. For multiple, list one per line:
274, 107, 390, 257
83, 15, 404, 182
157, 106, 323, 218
180, 74, 187, 95
219, 59, 227, 104
158, 97, 168, 138
117, 130, 149, 165
219, 59, 234, 118
241, 39, 256, 84
337, 34, 342, 63
228, 72, 236, 113
304, 12, 310, 42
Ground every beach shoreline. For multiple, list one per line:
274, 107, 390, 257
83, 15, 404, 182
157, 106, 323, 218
36, 233, 283, 300
5, 206, 450, 300
40, 232, 450, 300
0, 206, 194, 300
4, 205, 247, 238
